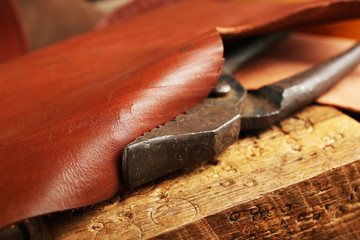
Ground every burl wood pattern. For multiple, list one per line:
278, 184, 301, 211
33, 105, 360, 239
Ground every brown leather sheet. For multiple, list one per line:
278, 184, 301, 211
1, 0, 360, 229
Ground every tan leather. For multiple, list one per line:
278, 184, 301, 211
1, 0, 360, 229
234, 32, 360, 111
299, 19, 360, 111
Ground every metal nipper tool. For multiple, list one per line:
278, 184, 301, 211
122, 32, 360, 189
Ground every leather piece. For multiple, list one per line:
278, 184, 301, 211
95, 0, 184, 29
300, 18, 360, 40
1, 0, 360, 229
99, 0, 360, 38
234, 32, 360, 111
0, 27, 223, 230
0, 0, 27, 63
101, 0, 360, 112
217, 0, 360, 38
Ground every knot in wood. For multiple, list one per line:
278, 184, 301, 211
281, 204, 292, 214
91, 222, 104, 231
250, 206, 260, 215
229, 211, 241, 221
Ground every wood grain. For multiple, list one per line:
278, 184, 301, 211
31, 105, 360, 239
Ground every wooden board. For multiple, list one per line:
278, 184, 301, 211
30, 105, 360, 239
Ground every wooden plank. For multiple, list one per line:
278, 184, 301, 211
31, 105, 360, 239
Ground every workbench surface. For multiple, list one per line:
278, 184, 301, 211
30, 105, 360, 239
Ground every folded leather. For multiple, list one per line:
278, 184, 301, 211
1, 0, 360, 229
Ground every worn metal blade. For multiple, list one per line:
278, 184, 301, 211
122, 75, 245, 189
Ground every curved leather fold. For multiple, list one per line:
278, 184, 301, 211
0, 28, 223, 228
1, 0, 360, 229
217, 0, 360, 37
101, 0, 360, 112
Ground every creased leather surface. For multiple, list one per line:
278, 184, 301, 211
0, 0, 27, 63
1, 0, 360, 229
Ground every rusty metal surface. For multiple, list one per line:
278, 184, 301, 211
122, 33, 360, 189
122, 75, 245, 189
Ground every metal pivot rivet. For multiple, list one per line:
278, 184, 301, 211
210, 81, 231, 97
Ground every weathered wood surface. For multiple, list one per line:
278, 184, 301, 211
32, 105, 360, 239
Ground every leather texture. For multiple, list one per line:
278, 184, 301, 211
0, 0, 27, 63
301, 18, 360, 39
101, 0, 360, 112
1, 0, 360, 229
